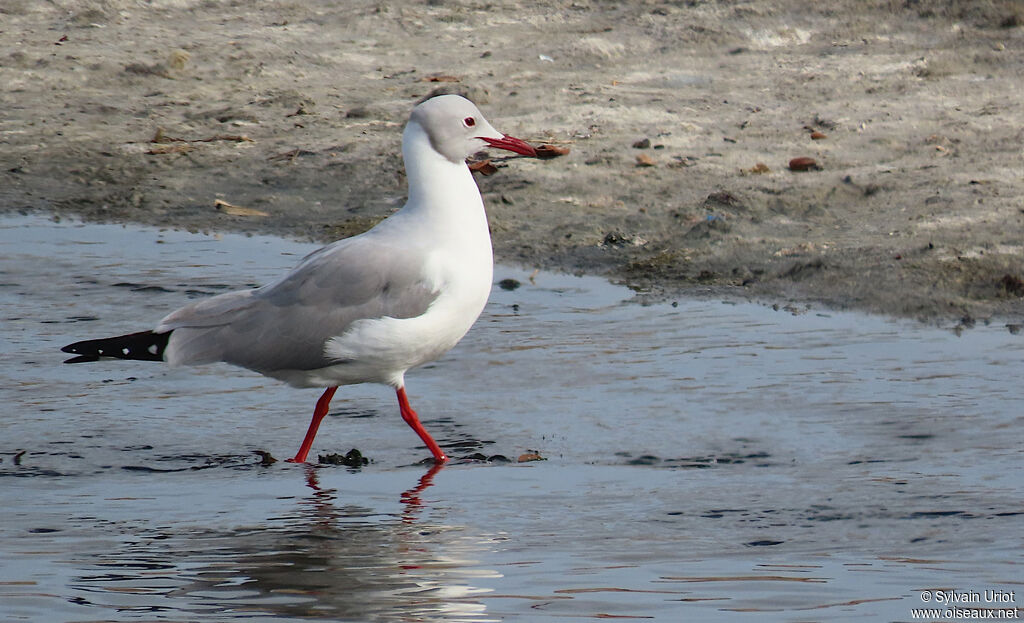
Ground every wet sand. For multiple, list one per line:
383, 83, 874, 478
2, 1, 1023, 323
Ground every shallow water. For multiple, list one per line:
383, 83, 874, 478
1, 214, 1021, 622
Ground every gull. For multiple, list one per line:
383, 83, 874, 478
62, 94, 537, 464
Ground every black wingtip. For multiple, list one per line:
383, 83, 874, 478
60, 331, 170, 364
62, 341, 89, 363
64, 355, 100, 364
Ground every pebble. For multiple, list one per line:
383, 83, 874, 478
788, 156, 820, 171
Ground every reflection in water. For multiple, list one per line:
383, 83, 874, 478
68, 465, 498, 622
399, 462, 445, 525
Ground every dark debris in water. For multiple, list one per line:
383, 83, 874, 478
458, 453, 512, 463
317, 448, 369, 468
454, 451, 545, 464
455, 450, 544, 464
253, 450, 276, 466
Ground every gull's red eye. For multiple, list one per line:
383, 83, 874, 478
463, 116, 476, 128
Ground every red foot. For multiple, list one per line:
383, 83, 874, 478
288, 387, 338, 464
396, 386, 448, 463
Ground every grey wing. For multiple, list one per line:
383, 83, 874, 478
158, 235, 439, 374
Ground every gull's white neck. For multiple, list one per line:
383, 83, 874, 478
401, 120, 486, 224
394, 119, 493, 303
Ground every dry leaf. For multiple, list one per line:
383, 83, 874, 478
745, 162, 771, 174
536, 143, 569, 157
535, 144, 570, 159
214, 199, 269, 217
517, 452, 545, 463
635, 153, 656, 167
468, 159, 498, 176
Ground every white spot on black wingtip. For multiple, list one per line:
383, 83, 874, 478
148, 344, 158, 354
122, 347, 130, 355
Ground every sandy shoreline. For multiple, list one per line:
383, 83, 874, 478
3, 0, 1022, 324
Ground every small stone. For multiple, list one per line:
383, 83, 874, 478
788, 156, 820, 172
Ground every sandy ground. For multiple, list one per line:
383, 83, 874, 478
2, 0, 1022, 324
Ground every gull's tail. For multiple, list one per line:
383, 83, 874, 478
61, 331, 170, 364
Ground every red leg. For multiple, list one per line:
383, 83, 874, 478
286, 386, 338, 464
396, 386, 448, 463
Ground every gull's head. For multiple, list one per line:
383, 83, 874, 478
409, 94, 536, 164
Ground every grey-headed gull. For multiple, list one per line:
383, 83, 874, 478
62, 94, 537, 464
